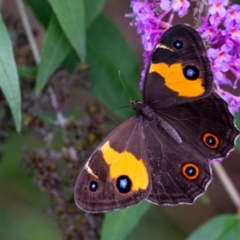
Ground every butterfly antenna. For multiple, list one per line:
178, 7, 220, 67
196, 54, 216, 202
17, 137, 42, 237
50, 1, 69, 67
118, 71, 132, 101
105, 105, 131, 115
104, 72, 133, 115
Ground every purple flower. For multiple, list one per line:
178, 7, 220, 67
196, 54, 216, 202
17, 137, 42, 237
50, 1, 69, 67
216, 85, 240, 114
209, 12, 222, 26
224, 4, 240, 26
208, 44, 232, 67
198, 24, 219, 41
160, 0, 171, 11
208, 45, 232, 86
227, 23, 240, 42
172, 0, 190, 17
209, 0, 228, 18
126, 0, 240, 114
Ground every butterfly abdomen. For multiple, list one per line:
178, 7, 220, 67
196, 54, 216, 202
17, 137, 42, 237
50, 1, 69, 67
157, 117, 183, 144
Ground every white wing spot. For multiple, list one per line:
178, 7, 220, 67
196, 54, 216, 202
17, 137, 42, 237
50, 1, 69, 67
86, 165, 99, 179
156, 44, 174, 52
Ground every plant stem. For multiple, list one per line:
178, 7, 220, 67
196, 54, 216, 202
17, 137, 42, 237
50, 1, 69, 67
213, 162, 240, 212
15, 0, 40, 63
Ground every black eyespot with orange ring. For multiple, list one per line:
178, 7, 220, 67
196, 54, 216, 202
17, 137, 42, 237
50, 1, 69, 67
202, 132, 220, 149
181, 163, 200, 181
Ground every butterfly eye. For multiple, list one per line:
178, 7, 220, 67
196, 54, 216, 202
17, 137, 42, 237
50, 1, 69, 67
181, 163, 200, 181
202, 132, 220, 149
89, 181, 98, 192
116, 175, 132, 193
183, 66, 199, 80
173, 40, 183, 49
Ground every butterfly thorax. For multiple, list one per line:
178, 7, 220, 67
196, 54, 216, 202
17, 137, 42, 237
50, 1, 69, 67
131, 101, 153, 121
131, 100, 183, 144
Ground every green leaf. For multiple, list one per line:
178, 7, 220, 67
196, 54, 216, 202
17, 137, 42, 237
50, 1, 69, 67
0, 15, 21, 131
32, 0, 106, 93
62, 0, 107, 71
231, 0, 240, 3
0, 133, 60, 240
187, 214, 240, 240
24, 0, 106, 30
84, 0, 107, 29
48, 0, 86, 62
235, 112, 240, 151
101, 201, 151, 240
62, 50, 79, 72
87, 15, 141, 120
35, 16, 72, 93
23, 0, 52, 28
127, 206, 186, 240
18, 66, 37, 79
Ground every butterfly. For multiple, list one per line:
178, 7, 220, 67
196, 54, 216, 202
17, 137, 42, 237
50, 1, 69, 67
74, 24, 240, 213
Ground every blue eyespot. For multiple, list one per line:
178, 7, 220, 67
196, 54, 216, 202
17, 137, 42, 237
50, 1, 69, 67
207, 137, 215, 145
186, 167, 196, 176
173, 40, 183, 49
89, 181, 98, 192
116, 175, 132, 193
183, 66, 199, 80
181, 163, 200, 181
202, 132, 219, 149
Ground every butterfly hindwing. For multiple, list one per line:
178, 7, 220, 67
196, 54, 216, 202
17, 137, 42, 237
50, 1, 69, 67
159, 92, 239, 159
74, 118, 151, 212
142, 119, 212, 205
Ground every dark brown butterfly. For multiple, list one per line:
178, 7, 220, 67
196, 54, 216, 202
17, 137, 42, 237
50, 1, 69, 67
74, 24, 239, 213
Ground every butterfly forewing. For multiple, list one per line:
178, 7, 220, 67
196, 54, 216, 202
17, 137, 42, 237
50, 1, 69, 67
143, 24, 213, 108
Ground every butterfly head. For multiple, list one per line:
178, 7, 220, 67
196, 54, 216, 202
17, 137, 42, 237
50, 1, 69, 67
131, 101, 153, 120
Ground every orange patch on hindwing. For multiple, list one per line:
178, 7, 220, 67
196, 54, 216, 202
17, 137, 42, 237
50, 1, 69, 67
101, 141, 149, 190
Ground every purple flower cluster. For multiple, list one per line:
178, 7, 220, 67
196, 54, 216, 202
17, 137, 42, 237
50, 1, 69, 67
199, 1, 240, 113
126, 0, 190, 87
126, 0, 240, 114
